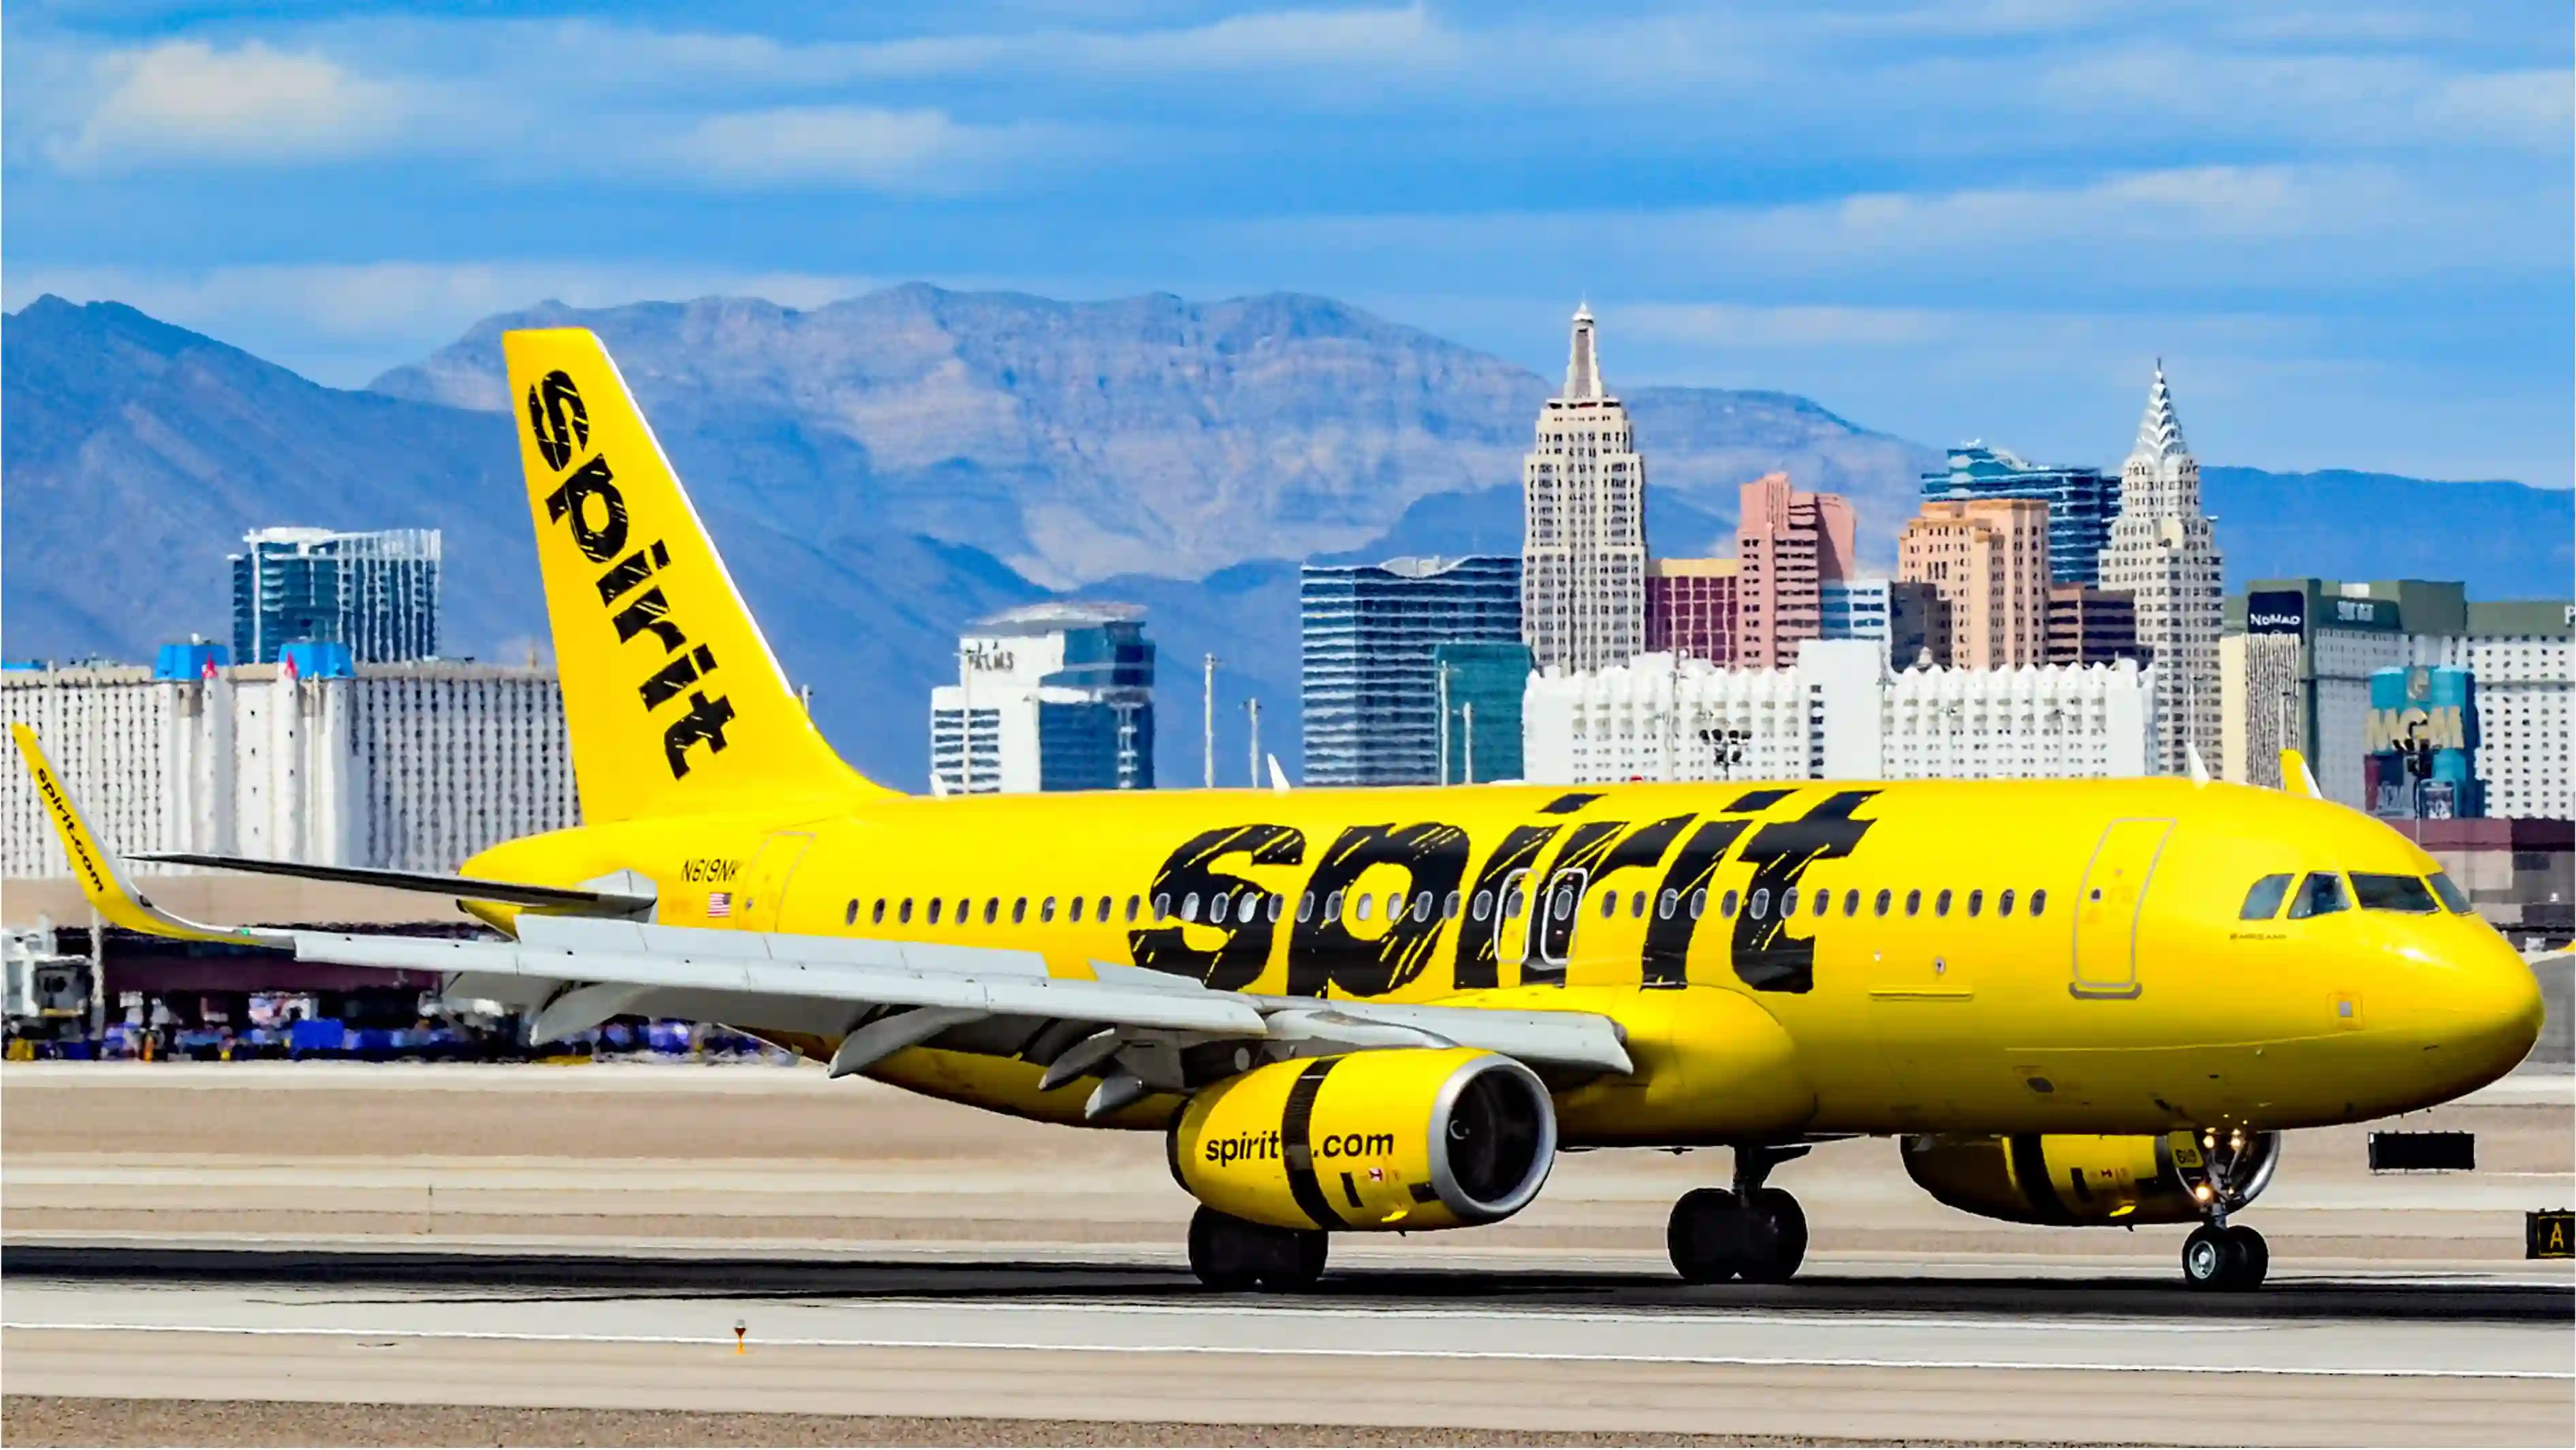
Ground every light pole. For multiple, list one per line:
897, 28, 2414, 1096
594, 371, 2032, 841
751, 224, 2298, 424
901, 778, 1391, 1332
1202, 653, 1219, 790
1462, 702, 1476, 785
1436, 661, 1453, 787
1245, 697, 1262, 787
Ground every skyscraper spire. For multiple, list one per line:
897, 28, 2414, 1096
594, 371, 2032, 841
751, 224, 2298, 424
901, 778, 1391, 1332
2131, 360, 2189, 464
1563, 302, 1605, 402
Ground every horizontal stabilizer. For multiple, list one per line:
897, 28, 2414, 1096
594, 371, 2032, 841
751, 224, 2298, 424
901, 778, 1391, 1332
130, 853, 656, 915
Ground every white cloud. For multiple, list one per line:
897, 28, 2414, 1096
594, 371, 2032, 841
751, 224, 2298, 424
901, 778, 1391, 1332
50, 39, 413, 170
666, 106, 1068, 191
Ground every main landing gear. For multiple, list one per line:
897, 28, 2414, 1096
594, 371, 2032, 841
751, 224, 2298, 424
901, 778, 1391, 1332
1188, 1205, 1327, 1291
2181, 1223, 2269, 1291
1668, 1144, 1810, 1284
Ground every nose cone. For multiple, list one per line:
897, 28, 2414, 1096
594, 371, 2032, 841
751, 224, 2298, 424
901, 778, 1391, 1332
2424, 935, 2547, 1093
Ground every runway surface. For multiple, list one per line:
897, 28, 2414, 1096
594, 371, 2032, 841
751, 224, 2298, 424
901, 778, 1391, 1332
7, 1062, 2572, 1445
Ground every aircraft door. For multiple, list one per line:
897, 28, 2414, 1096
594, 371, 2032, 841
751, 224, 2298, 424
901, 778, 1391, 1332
1531, 868, 1587, 984
1491, 868, 1535, 978
739, 832, 813, 932
2071, 818, 2172, 1000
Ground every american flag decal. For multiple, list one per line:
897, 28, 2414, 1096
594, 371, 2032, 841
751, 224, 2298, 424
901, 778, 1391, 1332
707, 892, 732, 918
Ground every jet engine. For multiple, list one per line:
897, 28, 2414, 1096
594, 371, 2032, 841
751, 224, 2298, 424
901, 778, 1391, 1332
1171, 1046, 1555, 1233
1902, 1131, 2283, 1226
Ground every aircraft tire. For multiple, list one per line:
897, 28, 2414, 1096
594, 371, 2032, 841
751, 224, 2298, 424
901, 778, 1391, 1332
1258, 1228, 1329, 1292
2225, 1225, 2269, 1290
2180, 1224, 2244, 1291
1667, 1188, 1748, 1284
1738, 1187, 1809, 1284
1187, 1205, 1265, 1291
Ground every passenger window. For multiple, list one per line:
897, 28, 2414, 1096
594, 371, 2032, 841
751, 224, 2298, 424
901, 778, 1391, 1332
1997, 889, 2014, 918
1967, 890, 1983, 917
1443, 891, 1462, 921
1781, 888, 1799, 918
2428, 872, 2474, 914
1597, 890, 1617, 919
1355, 893, 1373, 921
2029, 889, 2047, 917
872, 899, 887, 926
1414, 890, 1435, 922
1843, 889, 1858, 917
1631, 890, 1647, 919
898, 898, 913, 924
1326, 889, 1346, 920
1298, 892, 1316, 923
2285, 872, 2349, 919
1267, 894, 1285, 923
983, 898, 999, 925
844, 899, 859, 926
1504, 887, 1525, 917
1905, 889, 1922, 917
1750, 888, 1771, 919
1473, 889, 1494, 922
1212, 891, 1233, 924
1388, 891, 1408, 921
2238, 874, 2292, 920
1182, 892, 1203, 922
1127, 895, 1142, 923
1068, 896, 1083, 923
1153, 894, 1171, 921
1689, 887, 1706, 919
1935, 889, 1952, 917
927, 899, 943, 925
1659, 888, 1679, 921
1874, 889, 1891, 917
1813, 888, 1830, 917
2352, 872, 2438, 914
1011, 898, 1028, 924
1721, 889, 1738, 917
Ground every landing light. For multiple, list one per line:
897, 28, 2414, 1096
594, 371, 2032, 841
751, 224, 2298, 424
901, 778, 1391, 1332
2192, 1184, 2212, 1202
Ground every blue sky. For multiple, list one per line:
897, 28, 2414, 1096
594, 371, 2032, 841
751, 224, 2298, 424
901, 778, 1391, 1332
7, 2, 2571, 484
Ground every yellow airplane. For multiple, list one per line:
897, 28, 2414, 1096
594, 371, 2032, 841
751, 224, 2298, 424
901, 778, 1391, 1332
14, 328, 2543, 1295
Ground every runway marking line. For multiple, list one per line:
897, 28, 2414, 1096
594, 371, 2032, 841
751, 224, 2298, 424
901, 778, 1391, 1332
5, 1322, 2566, 1381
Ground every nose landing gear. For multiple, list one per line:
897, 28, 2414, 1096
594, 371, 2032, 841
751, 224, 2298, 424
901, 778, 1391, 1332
2174, 1127, 2276, 1291
1667, 1144, 1810, 1284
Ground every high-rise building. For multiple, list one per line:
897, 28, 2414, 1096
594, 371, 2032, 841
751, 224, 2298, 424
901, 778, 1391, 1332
1820, 578, 1942, 668
1733, 473, 1856, 670
1521, 305, 1646, 674
1644, 557, 1736, 665
929, 603, 1155, 795
1920, 444, 2120, 586
1524, 641, 2154, 785
2363, 665, 2486, 819
1303, 555, 1522, 786
2, 649, 572, 876
1897, 497, 2051, 669
2223, 580, 2571, 818
1433, 642, 1533, 785
230, 527, 441, 665
2047, 584, 2144, 667
2099, 365, 2224, 776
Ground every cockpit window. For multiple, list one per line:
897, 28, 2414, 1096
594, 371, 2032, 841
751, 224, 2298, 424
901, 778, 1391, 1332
2284, 871, 2349, 919
2238, 874, 2293, 920
2351, 872, 2438, 914
2428, 872, 2475, 915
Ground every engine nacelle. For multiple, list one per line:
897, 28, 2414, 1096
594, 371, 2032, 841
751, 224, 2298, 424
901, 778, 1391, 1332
1171, 1047, 1556, 1233
1902, 1131, 2282, 1227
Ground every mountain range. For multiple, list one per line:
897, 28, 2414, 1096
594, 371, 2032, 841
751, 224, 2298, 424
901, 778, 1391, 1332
6, 289, 2569, 790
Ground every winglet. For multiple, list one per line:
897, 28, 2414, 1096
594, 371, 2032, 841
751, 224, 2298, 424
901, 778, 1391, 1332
2186, 743, 2211, 787
1266, 753, 1291, 794
2280, 748, 2323, 800
10, 724, 287, 947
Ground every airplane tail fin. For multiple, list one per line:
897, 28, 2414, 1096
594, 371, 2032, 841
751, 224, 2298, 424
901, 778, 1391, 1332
503, 329, 886, 823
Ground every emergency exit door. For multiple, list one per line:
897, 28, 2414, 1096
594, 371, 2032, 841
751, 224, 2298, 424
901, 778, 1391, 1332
739, 832, 812, 932
2071, 819, 2171, 999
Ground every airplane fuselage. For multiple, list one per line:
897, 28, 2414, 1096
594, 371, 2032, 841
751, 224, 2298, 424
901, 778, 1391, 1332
468, 772, 2543, 1146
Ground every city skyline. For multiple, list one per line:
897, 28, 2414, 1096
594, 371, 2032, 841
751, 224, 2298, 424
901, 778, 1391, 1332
3, 3, 2567, 488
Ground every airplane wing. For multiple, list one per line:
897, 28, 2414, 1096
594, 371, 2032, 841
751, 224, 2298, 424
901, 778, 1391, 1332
13, 725, 1632, 1112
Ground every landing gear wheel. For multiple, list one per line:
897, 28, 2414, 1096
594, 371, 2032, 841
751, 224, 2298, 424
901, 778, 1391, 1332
1667, 1188, 1749, 1284
1738, 1187, 1809, 1284
2182, 1223, 2255, 1291
2225, 1225, 2269, 1290
1187, 1206, 1329, 1292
